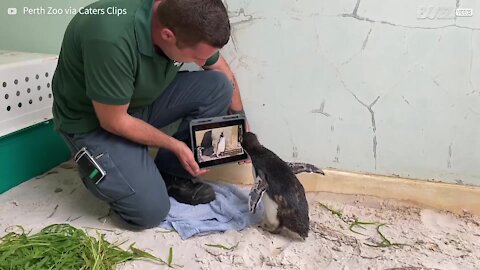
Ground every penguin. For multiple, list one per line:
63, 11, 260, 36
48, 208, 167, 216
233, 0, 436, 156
200, 130, 214, 156
216, 132, 226, 157
196, 146, 205, 162
248, 161, 324, 214
241, 132, 315, 240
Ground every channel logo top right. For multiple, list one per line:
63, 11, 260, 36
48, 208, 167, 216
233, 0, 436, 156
456, 8, 473, 17
417, 6, 474, 19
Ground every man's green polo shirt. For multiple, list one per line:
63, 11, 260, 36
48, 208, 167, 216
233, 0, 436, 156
52, 0, 220, 134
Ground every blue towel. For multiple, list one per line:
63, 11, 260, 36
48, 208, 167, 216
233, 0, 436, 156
160, 181, 264, 240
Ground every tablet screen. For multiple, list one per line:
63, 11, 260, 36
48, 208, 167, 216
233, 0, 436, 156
190, 116, 247, 168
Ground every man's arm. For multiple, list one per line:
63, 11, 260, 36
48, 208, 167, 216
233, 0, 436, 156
203, 55, 247, 118
203, 55, 252, 165
82, 39, 206, 177
92, 101, 207, 176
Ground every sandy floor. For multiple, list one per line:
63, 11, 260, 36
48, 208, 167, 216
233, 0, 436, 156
0, 160, 479, 270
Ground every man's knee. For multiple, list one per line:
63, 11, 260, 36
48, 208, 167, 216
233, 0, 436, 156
137, 196, 170, 229
207, 71, 233, 101
116, 194, 171, 230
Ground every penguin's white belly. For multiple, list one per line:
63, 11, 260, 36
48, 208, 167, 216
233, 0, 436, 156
263, 194, 280, 229
216, 138, 226, 155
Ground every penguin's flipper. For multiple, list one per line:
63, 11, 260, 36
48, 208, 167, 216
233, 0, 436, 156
287, 162, 325, 175
248, 169, 269, 213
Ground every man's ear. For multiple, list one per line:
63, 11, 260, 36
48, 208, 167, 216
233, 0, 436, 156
160, 28, 176, 42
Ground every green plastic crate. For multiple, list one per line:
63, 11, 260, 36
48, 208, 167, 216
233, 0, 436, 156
0, 120, 71, 194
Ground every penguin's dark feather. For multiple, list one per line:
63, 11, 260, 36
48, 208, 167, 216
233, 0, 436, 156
242, 132, 309, 239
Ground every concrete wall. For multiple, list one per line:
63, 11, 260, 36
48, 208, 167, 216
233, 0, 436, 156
221, 0, 480, 185
1, 0, 479, 184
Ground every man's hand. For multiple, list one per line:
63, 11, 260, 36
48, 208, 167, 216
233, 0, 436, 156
92, 101, 208, 176
226, 108, 252, 165
171, 140, 208, 177
228, 107, 250, 132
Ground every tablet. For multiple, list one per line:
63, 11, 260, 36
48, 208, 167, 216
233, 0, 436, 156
189, 114, 248, 168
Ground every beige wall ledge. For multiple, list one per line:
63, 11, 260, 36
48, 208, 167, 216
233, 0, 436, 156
201, 163, 480, 216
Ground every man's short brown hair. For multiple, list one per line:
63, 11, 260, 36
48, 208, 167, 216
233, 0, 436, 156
156, 0, 230, 48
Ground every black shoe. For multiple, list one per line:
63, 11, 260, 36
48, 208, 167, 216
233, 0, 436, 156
162, 173, 215, 205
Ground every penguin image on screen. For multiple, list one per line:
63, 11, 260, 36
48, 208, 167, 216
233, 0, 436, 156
241, 132, 324, 240
200, 130, 214, 157
216, 132, 226, 157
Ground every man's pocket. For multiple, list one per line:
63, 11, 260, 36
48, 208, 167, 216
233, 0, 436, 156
80, 151, 135, 203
